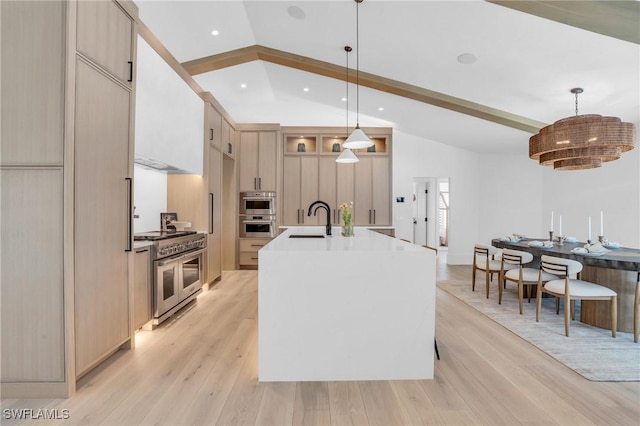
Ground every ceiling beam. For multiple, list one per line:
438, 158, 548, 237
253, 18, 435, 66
487, 1, 640, 44
182, 45, 546, 134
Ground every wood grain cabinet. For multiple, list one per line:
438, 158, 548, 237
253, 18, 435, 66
0, 0, 138, 398
239, 131, 277, 191
207, 144, 223, 282
283, 156, 319, 225
239, 238, 272, 267
133, 248, 152, 330
76, 0, 135, 86
319, 157, 355, 225
280, 127, 391, 228
354, 157, 391, 226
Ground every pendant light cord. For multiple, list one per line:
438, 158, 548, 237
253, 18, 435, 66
356, 0, 360, 128
345, 47, 350, 137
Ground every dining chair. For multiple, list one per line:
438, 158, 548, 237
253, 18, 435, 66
473, 244, 514, 298
634, 272, 639, 343
500, 248, 558, 314
536, 255, 617, 337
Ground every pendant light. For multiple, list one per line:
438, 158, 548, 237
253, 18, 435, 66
343, 0, 373, 150
529, 88, 635, 170
337, 45, 359, 163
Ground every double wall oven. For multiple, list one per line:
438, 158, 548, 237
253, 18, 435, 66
134, 231, 207, 325
239, 191, 276, 238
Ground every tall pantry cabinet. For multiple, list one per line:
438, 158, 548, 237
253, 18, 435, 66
0, 0, 137, 398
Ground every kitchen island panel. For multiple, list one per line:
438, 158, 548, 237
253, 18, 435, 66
259, 227, 435, 382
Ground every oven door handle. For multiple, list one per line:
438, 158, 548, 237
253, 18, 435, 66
182, 248, 207, 258
157, 254, 185, 266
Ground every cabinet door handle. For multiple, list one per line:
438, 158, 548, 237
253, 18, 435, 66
127, 61, 133, 82
125, 177, 133, 252
209, 193, 214, 234
210, 129, 213, 141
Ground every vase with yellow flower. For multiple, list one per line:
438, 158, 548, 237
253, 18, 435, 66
340, 201, 354, 237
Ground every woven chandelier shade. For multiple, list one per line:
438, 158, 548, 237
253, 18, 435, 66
529, 114, 636, 171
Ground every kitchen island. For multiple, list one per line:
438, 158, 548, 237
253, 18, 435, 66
258, 226, 436, 382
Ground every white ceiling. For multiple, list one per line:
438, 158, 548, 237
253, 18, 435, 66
135, 0, 640, 155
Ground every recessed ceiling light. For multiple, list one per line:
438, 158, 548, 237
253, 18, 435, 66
287, 6, 306, 20
378, 107, 384, 111
457, 53, 477, 64
341, 97, 347, 102
303, 87, 309, 92
240, 83, 247, 89
211, 30, 219, 36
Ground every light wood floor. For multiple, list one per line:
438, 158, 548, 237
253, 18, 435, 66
2, 255, 639, 425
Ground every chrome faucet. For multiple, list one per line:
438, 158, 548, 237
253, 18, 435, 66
308, 201, 332, 236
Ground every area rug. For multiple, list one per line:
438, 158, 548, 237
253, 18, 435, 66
438, 280, 640, 382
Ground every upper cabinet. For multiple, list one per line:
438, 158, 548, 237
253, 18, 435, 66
1, 0, 65, 166
76, 0, 134, 86
238, 131, 277, 191
281, 127, 392, 227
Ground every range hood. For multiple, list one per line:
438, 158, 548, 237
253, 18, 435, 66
134, 155, 190, 174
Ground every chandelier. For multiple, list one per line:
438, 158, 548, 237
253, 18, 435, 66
529, 88, 636, 170
343, 0, 373, 150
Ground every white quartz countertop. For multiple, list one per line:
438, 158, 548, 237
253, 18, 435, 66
263, 226, 424, 252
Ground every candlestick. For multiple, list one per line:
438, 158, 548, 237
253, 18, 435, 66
588, 216, 592, 241
550, 211, 554, 232
600, 211, 604, 236
559, 215, 562, 236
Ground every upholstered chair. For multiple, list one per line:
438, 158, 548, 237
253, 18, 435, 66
500, 248, 558, 314
536, 255, 617, 337
473, 244, 515, 298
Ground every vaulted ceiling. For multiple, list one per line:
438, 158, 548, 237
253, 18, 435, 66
135, 0, 639, 155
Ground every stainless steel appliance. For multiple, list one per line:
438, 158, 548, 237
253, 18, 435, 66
239, 215, 276, 238
239, 191, 276, 215
134, 231, 207, 325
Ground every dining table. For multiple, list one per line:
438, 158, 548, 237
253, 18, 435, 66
492, 237, 640, 333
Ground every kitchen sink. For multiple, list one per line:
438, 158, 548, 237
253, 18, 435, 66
288, 234, 325, 238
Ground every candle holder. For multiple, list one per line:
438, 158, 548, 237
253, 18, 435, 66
548, 231, 554, 242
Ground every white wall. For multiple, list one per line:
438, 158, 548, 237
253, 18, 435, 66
133, 165, 167, 232
540, 147, 640, 248
392, 130, 640, 265
392, 130, 480, 264
135, 36, 204, 174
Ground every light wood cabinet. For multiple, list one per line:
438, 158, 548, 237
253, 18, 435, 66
208, 106, 222, 151
74, 58, 132, 377
283, 156, 319, 225
1, 169, 65, 382
354, 157, 391, 226
1, 0, 65, 166
133, 248, 152, 330
207, 145, 223, 282
76, 0, 134, 86
1, 0, 137, 398
319, 158, 355, 225
281, 127, 390, 228
239, 131, 277, 191
239, 238, 272, 267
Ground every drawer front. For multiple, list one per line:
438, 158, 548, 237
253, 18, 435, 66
239, 238, 271, 252
239, 251, 259, 266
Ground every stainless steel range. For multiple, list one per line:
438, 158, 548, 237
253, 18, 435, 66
134, 231, 207, 326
